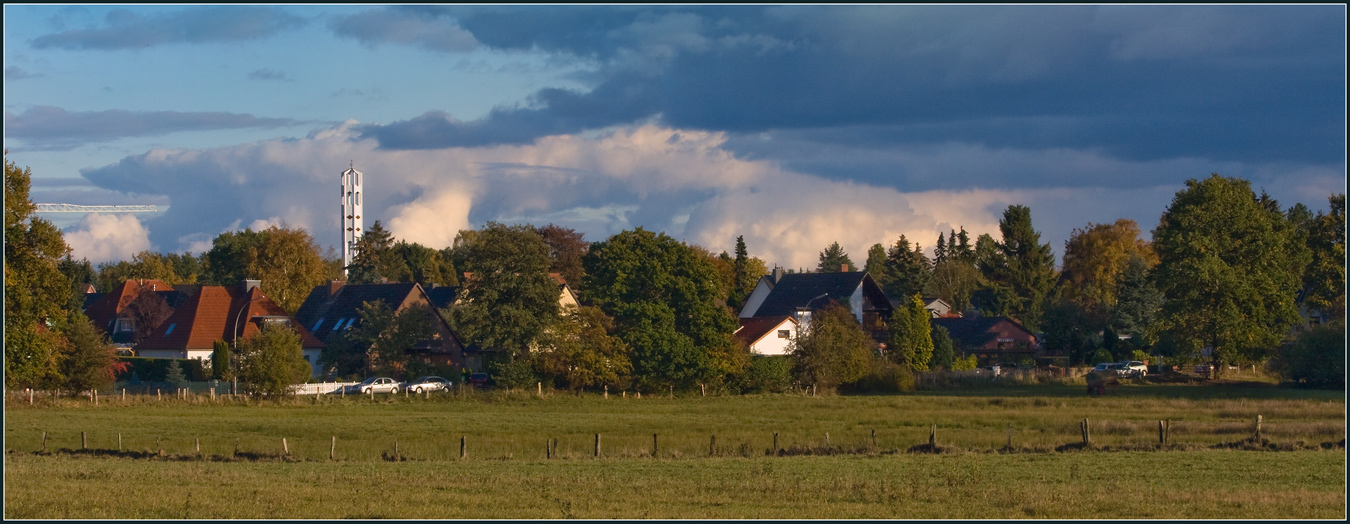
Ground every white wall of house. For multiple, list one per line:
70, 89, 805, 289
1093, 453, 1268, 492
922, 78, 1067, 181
738, 278, 774, 318
137, 349, 212, 360
749, 319, 797, 356
849, 286, 864, 325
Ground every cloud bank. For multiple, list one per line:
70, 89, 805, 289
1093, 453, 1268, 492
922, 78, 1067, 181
29, 6, 306, 50
4, 106, 302, 150
64, 213, 152, 264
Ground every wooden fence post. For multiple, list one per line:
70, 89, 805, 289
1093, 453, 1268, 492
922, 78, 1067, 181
94, 390, 98, 405
1006, 424, 1013, 449
118, 433, 122, 451
282, 437, 289, 456
1255, 415, 1263, 439
701, 384, 706, 397
196, 438, 201, 456
708, 435, 716, 456
29, 388, 33, 405
460, 436, 466, 459
929, 425, 936, 448
652, 433, 658, 458
234, 438, 239, 457
773, 432, 779, 454
669, 385, 673, 398
122, 388, 126, 401
1158, 421, 1165, 445
1081, 418, 1091, 446
41, 431, 47, 453
394, 439, 400, 460
825, 432, 830, 447
604, 385, 608, 399
872, 429, 877, 449
331, 436, 336, 460
594, 434, 601, 457
546, 438, 552, 459
82, 431, 87, 450
157, 389, 161, 399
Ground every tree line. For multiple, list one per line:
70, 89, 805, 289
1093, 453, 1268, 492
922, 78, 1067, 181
7, 149, 1344, 394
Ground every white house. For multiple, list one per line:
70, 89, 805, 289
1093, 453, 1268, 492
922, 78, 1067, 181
734, 316, 798, 356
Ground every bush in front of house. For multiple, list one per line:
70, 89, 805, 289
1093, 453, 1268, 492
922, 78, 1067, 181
116, 357, 210, 383
735, 355, 794, 394
841, 358, 916, 394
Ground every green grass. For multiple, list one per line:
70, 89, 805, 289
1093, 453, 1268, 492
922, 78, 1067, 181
5, 385, 1345, 518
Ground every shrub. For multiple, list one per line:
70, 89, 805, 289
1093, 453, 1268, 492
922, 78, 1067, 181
490, 357, 537, 390
236, 323, 310, 396
841, 358, 915, 394
116, 357, 209, 383
164, 360, 188, 388
738, 355, 793, 393
951, 354, 979, 371
1090, 348, 1115, 364
1274, 321, 1345, 389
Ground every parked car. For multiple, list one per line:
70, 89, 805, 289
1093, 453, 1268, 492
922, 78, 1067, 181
1121, 361, 1147, 378
1092, 363, 1121, 374
405, 376, 451, 394
343, 377, 400, 395
469, 372, 489, 388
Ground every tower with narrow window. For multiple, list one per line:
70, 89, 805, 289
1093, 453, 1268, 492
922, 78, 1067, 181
341, 164, 363, 276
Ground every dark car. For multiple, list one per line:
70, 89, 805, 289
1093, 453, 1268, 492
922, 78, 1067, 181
469, 372, 489, 388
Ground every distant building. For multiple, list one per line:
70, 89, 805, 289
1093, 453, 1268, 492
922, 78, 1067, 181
294, 281, 465, 373
739, 266, 893, 343
929, 315, 1038, 361
340, 164, 364, 276
734, 316, 798, 356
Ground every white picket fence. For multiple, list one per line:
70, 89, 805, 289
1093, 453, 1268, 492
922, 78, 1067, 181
290, 382, 360, 395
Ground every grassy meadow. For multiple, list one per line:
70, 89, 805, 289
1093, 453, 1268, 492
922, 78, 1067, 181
4, 383, 1345, 518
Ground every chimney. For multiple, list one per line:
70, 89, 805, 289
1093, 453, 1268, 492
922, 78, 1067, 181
772, 267, 785, 283
243, 279, 261, 294
840, 263, 849, 273
328, 280, 345, 299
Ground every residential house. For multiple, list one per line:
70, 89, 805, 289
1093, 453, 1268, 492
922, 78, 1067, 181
734, 316, 797, 356
83, 279, 188, 346
890, 297, 953, 318
929, 315, 1038, 362
133, 280, 326, 375
293, 281, 465, 373
739, 266, 894, 342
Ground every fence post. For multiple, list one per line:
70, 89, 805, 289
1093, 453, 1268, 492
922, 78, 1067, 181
394, 439, 400, 460
594, 434, 601, 457
82, 431, 87, 450
652, 433, 658, 458
872, 429, 877, 449
118, 433, 122, 451
283, 437, 289, 456
157, 389, 161, 399
234, 438, 239, 457
1255, 415, 1263, 439
41, 431, 47, 453
1158, 421, 1165, 445
196, 438, 201, 456
1081, 418, 1091, 446
546, 438, 552, 459
29, 388, 33, 405
460, 436, 466, 459
701, 383, 706, 397
94, 390, 98, 405
157, 437, 163, 457
604, 385, 608, 399
538, 382, 542, 396
709, 435, 716, 456
122, 388, 126, 401
773, 432, 779, 454
929, 425, 936, 448
331, 436, 336, 460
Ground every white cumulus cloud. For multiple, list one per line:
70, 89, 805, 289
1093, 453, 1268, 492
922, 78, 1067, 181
64, 213, 152, 264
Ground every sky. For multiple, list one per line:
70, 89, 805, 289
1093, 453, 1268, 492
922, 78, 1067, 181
4, 5, 1345, 270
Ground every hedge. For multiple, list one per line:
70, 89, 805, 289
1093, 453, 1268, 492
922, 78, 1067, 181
116, 357, 211, 383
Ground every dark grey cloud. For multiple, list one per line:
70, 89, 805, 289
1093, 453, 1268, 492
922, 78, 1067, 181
347, 5, 1344, 182
5, 66, 43, 80
29, 177, 96, 188
30, 6, 306, 50
4, 106, 302, 150
247, 68, 292, 82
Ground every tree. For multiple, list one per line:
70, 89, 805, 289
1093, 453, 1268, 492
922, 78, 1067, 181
1060, 219, 1157, 315
236, 322, 311, 396
532, 306, 632, 392
790, 301, 872, 390
887, 294, 934, 372
1274, 320, 1345, 389
211, 339, 234, 381
1300, 194, 1346, 318
347, 301, 438, 377
393, 240, 457, 287
1110, 254, 1164, 345
348, 221, 406, 284
864, 243, 892, 288
884, 235, 932, 300
536, 224, 588, 290
164, 360, 188, 388
1152, 174, 1309, 373
6, 152, 74, 387
930, 325, 955, 370
122, 282, 173, 344
449, 222, 560, 357
248, 226, 332, 313
96, 251, 182, 292
583, 227, 741, 389
58, 256, 97, 312
56, 311, 126, 393
981, 205, 1056, 331
202, 228, 266, 286
1041, 297, 1103, 366
816, 242, 854, 273
728, 236, 765, 311
930, 227, 982, 312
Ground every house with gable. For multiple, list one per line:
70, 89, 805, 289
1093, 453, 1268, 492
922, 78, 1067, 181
733, 316, 798, 356
293, 281, 465, 374
929, 314, 1038, 362
739, 266, 894, 343
83, 279, 188, 346
133, 280, 327, 375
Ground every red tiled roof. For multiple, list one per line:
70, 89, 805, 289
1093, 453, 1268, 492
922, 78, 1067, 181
84, 279, 172, 330
135, 285, 324, 351
735, 316, 796, 348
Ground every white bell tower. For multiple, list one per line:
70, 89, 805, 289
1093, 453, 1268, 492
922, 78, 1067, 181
341, 163, 363, 276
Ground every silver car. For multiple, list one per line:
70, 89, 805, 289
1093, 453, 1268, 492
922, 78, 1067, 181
405, 376, 452, 394
344, 376, 400, 395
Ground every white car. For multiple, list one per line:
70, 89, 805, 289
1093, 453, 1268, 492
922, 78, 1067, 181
343, 377, 400, 395
1121, 361, 1147, 378
404, 376, 451, 394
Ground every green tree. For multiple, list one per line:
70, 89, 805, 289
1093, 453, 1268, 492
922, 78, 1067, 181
887, 294, 934, 372
347, 221, 405, 284
981, 205, 1056, 330
816, 242, 854, 273
864, 243, 892, 288
202, 228, 265, 286
449, 222, 559, 357
1300, 194, 1346, 318
1041, 297, 1104, 366
236, 322, 311, 396
164, 360, 188, 388
248, 226, 331, 313
884, 235, 932, 300
930, 325, 955, 370
583, 228, 741, 389
393, 240, 458, 287
1152, 174, 1310, 373
56, 311, 125, 393
5, 152, 73, 387
532, 306, 632, 392
1274, 321, 1345, 389
728, 236, 764, 310
57, 256, 97, 312
790, 301, 872, 390
1110, 254, 1164, 345
349, 301, 438, 378
211, 339, 234, 381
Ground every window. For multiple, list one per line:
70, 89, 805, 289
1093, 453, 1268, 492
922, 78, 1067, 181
332, 318, 345, 331
164, 324, 176, 335
778, 330, 790, 339
312, 319, 324, 331
355, 172, 360, 185
115, 318, 135, 333
344, 317, 358, 329
356, 191, 361, 206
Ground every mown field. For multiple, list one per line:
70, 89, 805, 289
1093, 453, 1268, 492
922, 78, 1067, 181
4, 383, 1345, 519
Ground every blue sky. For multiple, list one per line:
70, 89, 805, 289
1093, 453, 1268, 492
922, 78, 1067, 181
4, 5, 1345, 268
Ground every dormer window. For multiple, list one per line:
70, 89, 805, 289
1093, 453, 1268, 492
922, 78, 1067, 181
115, 318, 135, 333
312, 319, 324, 332
164, 324, 176, 335
332, 318, 345, 331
